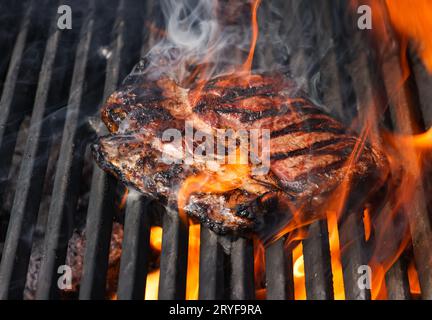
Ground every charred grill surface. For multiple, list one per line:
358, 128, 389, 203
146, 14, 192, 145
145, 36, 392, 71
92, 70, 389, 235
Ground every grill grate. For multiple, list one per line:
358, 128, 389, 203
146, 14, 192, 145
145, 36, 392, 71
0, 0, 431, 300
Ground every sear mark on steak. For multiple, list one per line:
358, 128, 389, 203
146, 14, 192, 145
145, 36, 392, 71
92, 71, 390, 236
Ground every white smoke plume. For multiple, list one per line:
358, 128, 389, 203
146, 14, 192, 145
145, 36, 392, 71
132, 0, 261, 83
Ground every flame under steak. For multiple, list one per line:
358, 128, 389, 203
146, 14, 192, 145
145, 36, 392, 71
92, 70, 389, 235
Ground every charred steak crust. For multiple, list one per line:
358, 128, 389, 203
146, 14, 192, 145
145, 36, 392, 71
92, 71, 389, 235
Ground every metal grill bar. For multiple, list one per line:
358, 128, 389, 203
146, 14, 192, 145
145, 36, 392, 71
79, 0, 125, 300
230, 237, 255, 300
265, 239, 294, 300
303, 221, 334, 299
380, 53, 432, 300
313, 0, 346, 119
364, 7, 432, 299
198, 227, 224, 300
257, 0, 305, 301
0, 2, 32, 188
408, 58, 432, 300
0, 2, 61, 299
277, 0, 336, 300
338, 3, 412, 299
410, 47, 432, 127
328, 5, 373, 293
117, 196, 151, 300
409, 48, 432, 298
116, 10, 153, 299
386, 257, 411, 300
158, 208, 189, 300
35, 1, 95, 299
317, 0, 371, 300
338, 210, 371, 299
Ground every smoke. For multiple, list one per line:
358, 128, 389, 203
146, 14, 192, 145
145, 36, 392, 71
130, 0, 287, 84
126, 0, 349, 119
131, 0, 248, 82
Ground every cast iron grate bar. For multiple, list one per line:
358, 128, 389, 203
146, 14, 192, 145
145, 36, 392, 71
316, 0, 371, 300
353, 63, 413, 299
360, 6, 432, 298
35, 0, 95, 299
258, 0, 296, 301
0, 1, 32, 190
125, 0, 192, 301
158, 206, 189, 300
0, 1, 61, 299
287, 0, 336, 300
407, 44, 432, 300
303, 221, 334, 300
265, 239, 294, 300
117, 195, 151, 300
379, 41, 432, 300
79, 0, 125, 300
410, 47, 432, 127
385, 255, 411, 300
230, 237, 255, 300
408, 45, 432, 296
198, 227, 224, 300
116, 6, 154, 299
340, 3, 412, 299
338, 209, 371, 300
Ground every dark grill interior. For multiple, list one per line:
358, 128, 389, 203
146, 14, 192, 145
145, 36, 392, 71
0, 0, 431, 300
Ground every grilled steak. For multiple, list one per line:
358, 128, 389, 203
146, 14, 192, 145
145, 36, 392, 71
93, 69, 389, 235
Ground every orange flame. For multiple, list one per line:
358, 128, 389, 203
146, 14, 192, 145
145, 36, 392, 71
385, 0, 432, 72
145, 270, 160, 300
177, 149, 250, 225
149, 226, 163, 251
354, 0, 432, 73
144, 225, 201, 300
346, 0, 432, 297
253, 237, 266, 299
408, 259, 421, 296
145, 227, 163, 300
242, 0, 262, 73
142, 0, 432, 302
186, 224, 201, 300
118, 188, 129, 210
392, 127, 432, 150
292, 243, 306, 300
363, 208, 372, 242
326, 210, 346, 300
